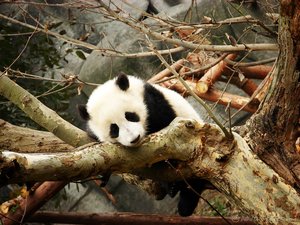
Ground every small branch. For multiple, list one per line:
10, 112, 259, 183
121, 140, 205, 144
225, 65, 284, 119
0, 13, 185, 58
5, 69, 99, 86
0, 1, 94, 8
196, 54, 236, 94
148, 59, 184, 83
145, 37, 232, 139
164, 79, 258, 113
1, 22, 38, 77
0, 182, 66, 225
182, 53, 230, 76
224, 57, 276, 67
237, 65, 272, 79
0, 74, 91, 147
220, 76, 258, 97
26, 211, 256, 225
223, 65, 272, 80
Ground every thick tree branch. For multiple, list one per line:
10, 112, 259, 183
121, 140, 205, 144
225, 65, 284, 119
0, 13, 185, 58
162, 79, 258, 113
241, 1, 300, 190
0, 118, 198, 184
0, 74, 91, 147
1, 118, 300, 224
0, 119, 72, 153
0, 74, 92, 225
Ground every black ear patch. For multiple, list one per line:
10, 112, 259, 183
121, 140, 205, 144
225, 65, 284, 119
115, 72, 129, 91
77, 104, 90, 120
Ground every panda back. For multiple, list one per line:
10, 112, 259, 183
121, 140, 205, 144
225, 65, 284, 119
143, 83, 202, 135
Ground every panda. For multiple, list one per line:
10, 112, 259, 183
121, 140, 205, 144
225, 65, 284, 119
78, 73, 208, 216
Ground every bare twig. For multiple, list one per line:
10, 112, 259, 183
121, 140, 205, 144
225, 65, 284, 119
0, 23, 38, 77
145, 36, 232, 138
196, 54, 236, 94
0, 13, 185, 58
148, 59, 185, 83
224, 57, 276, 67
98, 1, 278, 52
164, 79, 258, 113
224, 65, 272, 79
182, 53, 230, 76
6, 69, 99, 87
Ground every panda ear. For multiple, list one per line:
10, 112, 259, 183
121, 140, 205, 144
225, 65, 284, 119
115, 72, 129, 91
77, 104, 90, 120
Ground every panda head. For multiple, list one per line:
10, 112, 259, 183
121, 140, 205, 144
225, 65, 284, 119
78, 73, 148, 147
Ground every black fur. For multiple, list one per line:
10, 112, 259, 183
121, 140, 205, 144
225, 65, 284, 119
110, 123, 119, 138
143, 83, 176, 134
77, 104, 89, 120
115, 73, 129, 91
125, 112, 140, 122
177, 180, 206, 217
143, 82, 206, 216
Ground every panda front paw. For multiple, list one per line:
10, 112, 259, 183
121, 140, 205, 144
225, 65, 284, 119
177, 179, 209, 217
178, 186, 200, 217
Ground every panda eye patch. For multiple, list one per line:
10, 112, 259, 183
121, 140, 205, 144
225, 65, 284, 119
125, 112, 140, 122
110, 123, 119, 138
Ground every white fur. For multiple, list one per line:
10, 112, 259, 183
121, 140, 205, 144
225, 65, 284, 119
86, 75, 202, 147
153, 84, 203, 122
86, 76, 147, 146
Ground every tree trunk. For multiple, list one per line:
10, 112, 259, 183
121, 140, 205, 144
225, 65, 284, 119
240, 0, 300, 191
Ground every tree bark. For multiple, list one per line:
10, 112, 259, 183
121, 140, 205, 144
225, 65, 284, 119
0, 119, 72, 153
240, 0, 300, 191
27, 211, 256, 225
1, 119, 300, 224
0, 75, 92, 225
0, 75, 92, 147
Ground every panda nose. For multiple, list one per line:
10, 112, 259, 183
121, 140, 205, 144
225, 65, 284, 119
130, 135, 140, 144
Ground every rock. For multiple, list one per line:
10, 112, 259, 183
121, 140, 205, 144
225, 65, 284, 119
41, 175, 178, 214
149, 0, 191, 13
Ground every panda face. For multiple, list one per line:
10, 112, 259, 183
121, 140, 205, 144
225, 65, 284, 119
84, 73, 148, 147
107, 111, 143, 146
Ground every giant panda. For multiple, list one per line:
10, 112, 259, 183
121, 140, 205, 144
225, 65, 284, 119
78, 73, 208, 216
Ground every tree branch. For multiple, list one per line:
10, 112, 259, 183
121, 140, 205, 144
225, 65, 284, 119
196, 54, 236, 94
1, 118, 300, 224
0, 13, 185, 58
162, 79, 258, 113
0, 119, 72, 153
0, 118, 198, 184
0, 74, 91, 147
26, 211, 256, 225
241, 0, 300, 192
